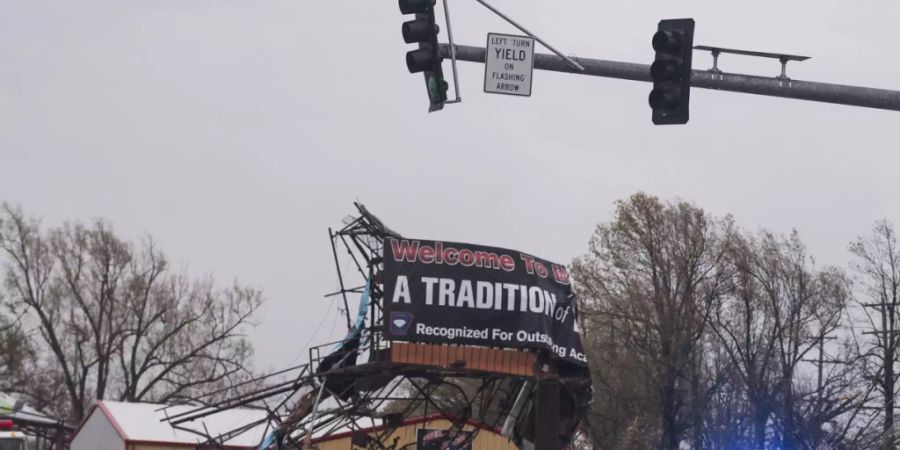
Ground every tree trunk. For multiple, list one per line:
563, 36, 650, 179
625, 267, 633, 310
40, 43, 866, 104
885, 345, 896, 450
660, 362, 681, 450
690, 350, 705, 450
752, 404, 768, 450
782, 386, 797, 450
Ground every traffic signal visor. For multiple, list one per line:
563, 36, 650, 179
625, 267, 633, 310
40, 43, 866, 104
399, 0, 435, 15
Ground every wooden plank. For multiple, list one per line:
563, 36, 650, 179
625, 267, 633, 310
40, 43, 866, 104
486, 348, 501, 373
498, 349, 510, 373
408, 343, 417, 364
473, 347, 486, 371
437, 345, 450, 367
402, 342, 411, 364
404, 342, 413, 364
480, 347, 491, 371
515, 352, 528, 375
516, 351, 528, 376
413, 342, 424, 365
390, 343, 401, 364
453, 345, 462, 368
421, 343, 430, 365
404, 342, 414, 364
390, 342, 535, 376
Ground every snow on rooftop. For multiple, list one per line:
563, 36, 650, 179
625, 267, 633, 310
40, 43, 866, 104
99, 400, 273, 448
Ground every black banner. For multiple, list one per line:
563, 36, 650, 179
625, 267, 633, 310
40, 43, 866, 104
416, 429, 473, 450
382, 238, 587, 365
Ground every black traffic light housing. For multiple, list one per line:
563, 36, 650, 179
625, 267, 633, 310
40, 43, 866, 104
399, 0, 448, 112
649, 18, 695, 125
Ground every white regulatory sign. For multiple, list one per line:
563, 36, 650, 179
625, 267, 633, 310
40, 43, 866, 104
484, 33, 535, 97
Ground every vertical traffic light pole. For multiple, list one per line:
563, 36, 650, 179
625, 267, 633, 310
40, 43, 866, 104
437, 44, 900, 113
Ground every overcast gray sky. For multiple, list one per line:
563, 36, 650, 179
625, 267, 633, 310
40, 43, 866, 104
2, 0, 899, 370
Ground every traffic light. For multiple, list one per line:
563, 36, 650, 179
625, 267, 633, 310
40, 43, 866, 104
399, 0, 448, 112
649, 18, 695, 125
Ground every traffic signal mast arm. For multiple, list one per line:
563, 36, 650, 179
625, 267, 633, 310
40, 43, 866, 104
438, 43, 900, 112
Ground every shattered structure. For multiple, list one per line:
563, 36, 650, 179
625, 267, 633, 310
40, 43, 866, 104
0, 392, 74, 449
162, 204, 591, 450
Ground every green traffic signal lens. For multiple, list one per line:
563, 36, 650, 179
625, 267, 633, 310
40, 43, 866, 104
426, 76, 439, 100
426, 75, 448, 104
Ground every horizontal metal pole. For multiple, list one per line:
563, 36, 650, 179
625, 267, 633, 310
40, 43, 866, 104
441, 43, 900, 112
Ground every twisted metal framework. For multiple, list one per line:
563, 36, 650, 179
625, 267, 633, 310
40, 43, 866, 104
0, 411, 73, 450
162, 204, 589, 450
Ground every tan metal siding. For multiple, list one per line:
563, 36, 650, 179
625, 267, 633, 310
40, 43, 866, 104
135, 445, 189, 450
314, 418, 517, 450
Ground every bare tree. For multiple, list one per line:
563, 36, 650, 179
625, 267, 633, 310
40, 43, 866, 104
0, 203, 262, 421
0, 303, 30, 391
110, 237, 260, 405
578, 305, 661, 449
711, 230, 850, 449
849, 220, 900, 450
709, 229, 779, 449
573, 193, 729, 450
573, 194, 870, 450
